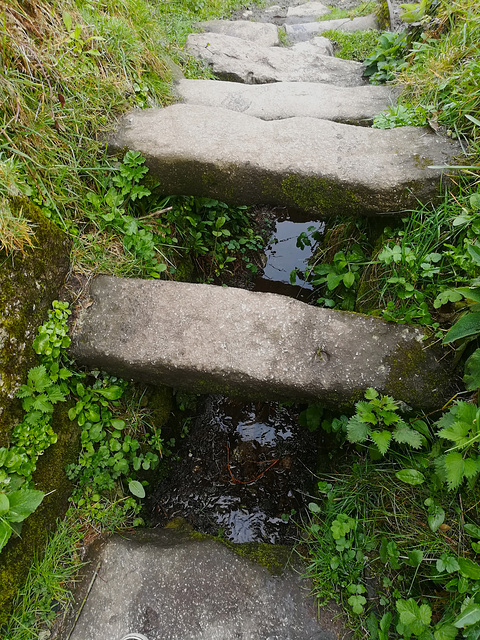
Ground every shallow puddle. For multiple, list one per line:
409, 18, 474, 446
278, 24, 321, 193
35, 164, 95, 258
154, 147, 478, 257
254, 217, 324, 301
151, 396, 318, 544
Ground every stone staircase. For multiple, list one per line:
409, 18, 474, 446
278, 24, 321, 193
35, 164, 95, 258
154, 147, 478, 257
75, 0, 462, 411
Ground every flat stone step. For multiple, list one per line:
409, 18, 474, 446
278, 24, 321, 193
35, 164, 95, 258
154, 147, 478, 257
285, 1, 331, 23
285, 14, 379, 42
71, 276, 456, 411
108, 104, 460, 217
175, 79, 400, 125
185, 32, 365, 86
195, 19, 280, 46
67, 528, 345, 640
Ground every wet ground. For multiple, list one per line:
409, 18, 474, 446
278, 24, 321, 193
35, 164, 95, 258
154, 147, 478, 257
151, 396, 320, 544
253, 216, 324, 302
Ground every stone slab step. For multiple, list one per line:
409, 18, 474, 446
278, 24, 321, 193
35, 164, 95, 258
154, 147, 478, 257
285, 14, 379, 42
174, 79, 400, 125
108, 104, 460, 217
71, 276, 456, 411
67, 528, 345, 640
185, 32, 366, 86
285, 1, 331, 23
195, 19, 280, 46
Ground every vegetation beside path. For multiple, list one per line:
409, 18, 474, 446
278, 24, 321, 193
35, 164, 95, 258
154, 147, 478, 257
1, 0, 480, 638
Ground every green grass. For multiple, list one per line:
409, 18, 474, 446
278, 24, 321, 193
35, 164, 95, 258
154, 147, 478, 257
317, 1, 377, 21
321, 29, 379, 61
2, 516, 85, 640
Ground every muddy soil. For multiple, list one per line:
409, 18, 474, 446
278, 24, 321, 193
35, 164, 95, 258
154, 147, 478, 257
150, 396, 325, 544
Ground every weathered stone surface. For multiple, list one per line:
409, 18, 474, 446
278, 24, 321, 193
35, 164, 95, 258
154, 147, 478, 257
285, 14, 379, 40
185, 32, 365, 86
67, 528, 344, 640
71, 276, 456, 411
285, 1, 330, 22
175, 79, 400, 124
108, 104, 460, 216
0, 198, 71, 447
195, 19, 280, 46
291, 35, 334, 57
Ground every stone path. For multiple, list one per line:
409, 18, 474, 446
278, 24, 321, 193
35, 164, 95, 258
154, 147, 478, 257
108, 2, 461, 217
67, 4, 464, 639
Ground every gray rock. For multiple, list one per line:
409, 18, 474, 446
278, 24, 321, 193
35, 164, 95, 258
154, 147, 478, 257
108, 104, 461, 216
67, 528, 343, 640
285, 14, 379, 42
291, 36, 334, 57
286, 1, 331, 23
195, 19, 280, 47
185, 32, 365, 86
174, 79, 400, 125
71, 276, 456, 411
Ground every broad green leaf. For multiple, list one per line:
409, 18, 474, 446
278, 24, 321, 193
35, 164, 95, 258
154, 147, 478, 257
457, 288, 480, 304
464, 523, 480, 539
96, 386, 124, 400
434, 623, 458, 640
395, 469, 425, 485
346, 415, 370, 443
444, 451, 465, 490
129, 480, 145, 499
7, 489, 44, 522
436, 554, 459, 573
365, 388, 378, 400
0, 493, 9, 516
458, 557, 480, 580
406, 549, 424, 567
308, 502, 321, 513
371, 430, 392, 455
470, 193, 480, 210
463, 457, 478, 479
467, 243, 480, 266
62, 11, 73, 31
393, 424, 423, 449
348, 594, 366, 614
443, 313, 480, 344
0, 520, 13, 552
428, 505, 445, 532
326, 272, 343, 291
464, 349, 480, 391
110, 419, 126, 430
28, 365, 50, 392
343, 271, 356, 288
454, 602, 480, 628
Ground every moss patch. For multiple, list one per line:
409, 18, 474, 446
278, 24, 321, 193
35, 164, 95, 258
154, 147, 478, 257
0, 197, 70, 447
0, 402, 81, 624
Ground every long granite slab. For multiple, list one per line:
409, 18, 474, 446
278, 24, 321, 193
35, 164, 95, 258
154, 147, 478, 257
285, 14, 379, 42
185, 32, 366, 86
71, 276, 456, 411
174, 79, 400, 125
108, 104, 460, 217
195, 19, 280, 46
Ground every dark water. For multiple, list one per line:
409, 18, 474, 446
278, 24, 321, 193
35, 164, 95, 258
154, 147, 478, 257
151, 396, 318, 544
254, 218, 324, 302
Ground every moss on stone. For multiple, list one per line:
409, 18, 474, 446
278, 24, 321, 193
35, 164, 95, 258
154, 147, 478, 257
384, 334, 457, 410
0, 197, 70, 447
0, 402, 81, 624
279, 175, 362, 217
220, 540, 292, 576
376, 0, 391, 30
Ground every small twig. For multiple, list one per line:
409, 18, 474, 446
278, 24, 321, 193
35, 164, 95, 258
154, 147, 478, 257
226, 442, 279, 485
138, 206, 173, 220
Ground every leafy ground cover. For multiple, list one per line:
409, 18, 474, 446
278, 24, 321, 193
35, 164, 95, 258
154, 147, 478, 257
297, 2, 480, 638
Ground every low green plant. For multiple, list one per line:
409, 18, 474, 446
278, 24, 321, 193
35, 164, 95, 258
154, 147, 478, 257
363, 31, 409, 84
346, 388, 427, 456
307, 245, 365, 310
317, 1, 377, 22
373, 103, 429, 129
